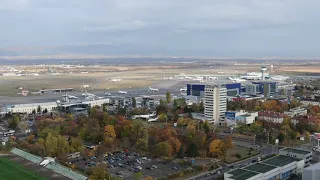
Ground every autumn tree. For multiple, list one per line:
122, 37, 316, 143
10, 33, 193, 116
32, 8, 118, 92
144, 176, 153, 180
66, 113, 74, 121
168, 137, 181, 153
224, 135, 233, 149
158, 113, 167, 122
209, 139, 226, 159
104, 125, 116, 139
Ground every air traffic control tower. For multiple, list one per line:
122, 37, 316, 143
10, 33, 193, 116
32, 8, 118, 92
261, 65, 267, 80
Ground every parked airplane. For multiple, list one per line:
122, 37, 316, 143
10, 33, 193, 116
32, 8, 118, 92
228, 77, 247, 83
132, 111, 157, 120
148, 86, 159, 92
180, 87, 187, 92
118, 91, 127, 94
271, 76, 290, 81
82, 91, 95, 97
148, 116, 159, 122
109, 79, 121, 82
208, 76, 218, 80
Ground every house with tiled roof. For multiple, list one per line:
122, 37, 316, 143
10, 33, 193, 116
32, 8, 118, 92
292, 115, 320, 126
258, 111, 287, 124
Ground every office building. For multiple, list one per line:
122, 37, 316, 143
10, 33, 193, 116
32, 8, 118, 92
246, 84, 260, 95
204, 85, 227, 124
235, 112, 258, 125
187, 83, 241, 98
225, 110, 258, 125
300, 98, 320, 106
225, 155, 305, 180
279, 147, 312, 167
6, 102, 58, 114
303, 162, 320, 180
284, 107, 308, 118
252, 81, 278, 97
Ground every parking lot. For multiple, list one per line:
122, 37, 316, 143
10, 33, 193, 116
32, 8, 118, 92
69, 150, 188, 179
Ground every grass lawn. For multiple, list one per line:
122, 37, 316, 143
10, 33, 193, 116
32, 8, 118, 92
0, 157, 47, 180
225, 146, 259, 164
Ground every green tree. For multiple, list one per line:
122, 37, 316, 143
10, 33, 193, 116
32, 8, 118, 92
166, 91, 171, 103
305, 131, 311, 142
136, 138, 148, 151
32, 109, 36, 114
102, 104, 107, 112
43, 108, 48, 114
203, 120, 210, 134
90, 164, 107, 180
8, 114, 20, 129
132, 97, 137, 108
199, 101, 204, 112
70, 137, 83, 152
186, 143, 199, 157
45, 132, 58, 156
155, 142, 173, 157
134, 172, 143, 180
37, 105, 42, 113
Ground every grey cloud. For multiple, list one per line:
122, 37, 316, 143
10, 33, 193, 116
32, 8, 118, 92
1, 0, 320, 56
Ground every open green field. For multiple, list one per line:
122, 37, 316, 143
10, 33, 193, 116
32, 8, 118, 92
225, 146, 259, 164
0, 157, 47, 180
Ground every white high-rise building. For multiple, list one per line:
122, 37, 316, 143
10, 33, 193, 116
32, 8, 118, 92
204, 85, 227, 124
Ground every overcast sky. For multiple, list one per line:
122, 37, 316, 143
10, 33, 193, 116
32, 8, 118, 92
1, 0, 320, 56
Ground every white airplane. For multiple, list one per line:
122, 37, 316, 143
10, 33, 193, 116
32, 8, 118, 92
180, 87, 187, 92
148, 86, 159, 92
132, 111, 157, 120
82, 92, 95, 97
62, 95, 78, 99
109, 79, 121, 82
148, 116, 159, 122
208, 76, 218, 80
39, 157, 55, 166
118, 91, 127, 94
228, 77, 247, 83
271, 76, 290, 81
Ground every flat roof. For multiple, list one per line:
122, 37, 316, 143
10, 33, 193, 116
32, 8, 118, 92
280, 147, 311, 155
244, 163, 277, 173
262, 155, 299, 167
304, 162, 320, 170
228, 169, 259, 180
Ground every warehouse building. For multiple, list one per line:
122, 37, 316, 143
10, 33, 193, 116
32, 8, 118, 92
279, 147, 312, 167
225, 155, 305, 180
